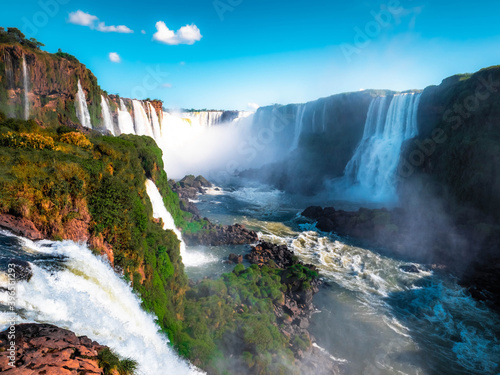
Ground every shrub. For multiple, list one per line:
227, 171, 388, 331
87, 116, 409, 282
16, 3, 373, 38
0, 132, 55, 150
59, 131, 93, 150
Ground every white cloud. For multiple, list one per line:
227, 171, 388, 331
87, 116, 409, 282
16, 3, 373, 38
109, 52, 121, 63
68, 10, 133, 33
141, 30, 146, 34
68, 10, 98, 26
97, 22, 133, 33
162, 83, 173, 88
153, 21, 202, 45
247, 102, 260, 111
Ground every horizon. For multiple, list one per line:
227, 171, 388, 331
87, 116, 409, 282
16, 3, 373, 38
1, 0, 499, 110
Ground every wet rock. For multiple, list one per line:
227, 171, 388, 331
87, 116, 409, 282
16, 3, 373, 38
228, 253, 243, 264
0, 214, 43, 241
184, 223, 258, 246
399, 264, 420, 273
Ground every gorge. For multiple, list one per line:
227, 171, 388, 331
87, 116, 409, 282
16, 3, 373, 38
0, 28, 499, 375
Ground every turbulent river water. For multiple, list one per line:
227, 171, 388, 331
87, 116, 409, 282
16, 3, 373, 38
1, 181, 499, 375
184, 181, 500, 375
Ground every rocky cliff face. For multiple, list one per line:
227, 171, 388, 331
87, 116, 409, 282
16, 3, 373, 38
242, 90, 391, 194
0, 44, 103, 129
0, 324, 107, 374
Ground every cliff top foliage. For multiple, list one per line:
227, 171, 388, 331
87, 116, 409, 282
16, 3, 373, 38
0, 27, 44, 50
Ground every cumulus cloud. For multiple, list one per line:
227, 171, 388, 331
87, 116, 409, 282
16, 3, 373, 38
68, 10, 133, 33
109, 52, 121, 63
247, 102, 260, 111
153, 21, 202, 45
68, 10, 97, 26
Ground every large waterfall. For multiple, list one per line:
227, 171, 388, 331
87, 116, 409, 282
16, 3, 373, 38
101, 95, 115, 135
0, 232, 201, 375
290, 104, 306, 151
181, 111, 223, 127
75, 80, 92, 129
22, 55, 30, 120
339, 93, 421, 202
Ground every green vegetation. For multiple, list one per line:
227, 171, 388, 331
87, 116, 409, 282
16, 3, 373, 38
0, 27, 44, 50
181, 264, 298, 375
98, 348, 138, 375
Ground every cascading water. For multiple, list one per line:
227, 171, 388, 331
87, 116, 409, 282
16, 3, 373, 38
117, 99, 135, 134
337, 93, 421, 202
4, 52, 14, 90
145, 179, 215, 267
75, 80, 92, 129
101, 95, 115, 135
0, 232, 202, 375
181, 111, 223, 127
290, 104, 306, 151
148, 102, 162, 141
22, 55, 30, 120
133, 100, 154, 137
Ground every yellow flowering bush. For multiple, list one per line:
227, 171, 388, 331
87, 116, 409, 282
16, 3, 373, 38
59, 131, 93, 150
0, 132, 55, 150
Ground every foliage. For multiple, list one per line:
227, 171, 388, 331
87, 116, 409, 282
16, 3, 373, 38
0, 27, 44, 49
58, 131, 93, 150
0, 132, 55, 150
98, 348, 138, 375
181, 265, 296, 374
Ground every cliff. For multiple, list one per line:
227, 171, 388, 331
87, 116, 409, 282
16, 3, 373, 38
242, 90, 394, 194
0, 324, 135, 374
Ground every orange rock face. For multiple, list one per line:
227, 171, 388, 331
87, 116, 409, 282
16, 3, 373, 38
0, 324, 106, 374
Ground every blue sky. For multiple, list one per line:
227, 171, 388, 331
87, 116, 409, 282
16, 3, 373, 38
2, 0, 500, 110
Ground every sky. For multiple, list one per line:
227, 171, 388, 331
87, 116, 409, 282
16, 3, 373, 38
1, 0, 500, 110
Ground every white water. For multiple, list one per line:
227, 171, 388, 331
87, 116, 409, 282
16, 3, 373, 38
290, 104, 306, 151
158, 111, 256, 179
75, 80, 92, 129
0, 234, 201, 375
133, 100, 154, 137
180, 111, 223, 127
101, 95, 115, 135
335, 93, 421, 202
22, 55, 29, 120
145, 179, 215, 267
117, 99, 135, 134
148, 103, 162, 141
255, 226, 500, 375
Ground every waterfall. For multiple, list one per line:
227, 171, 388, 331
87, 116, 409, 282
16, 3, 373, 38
148, 102, 162, 141
341, 93, 422, 201
101, 95, 115, 135
75, 80, 92, 129
133, 100, 154, 137
181, 111, 224, 127
22, 55, 30, 120
290, 104, 306, 151
4, 52, 14, 90
145, 179, 215, 267
117, 99, 135, 134
0, 233, 201, 375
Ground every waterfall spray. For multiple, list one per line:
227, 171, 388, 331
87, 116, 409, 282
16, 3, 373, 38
117, 99, 135, 134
